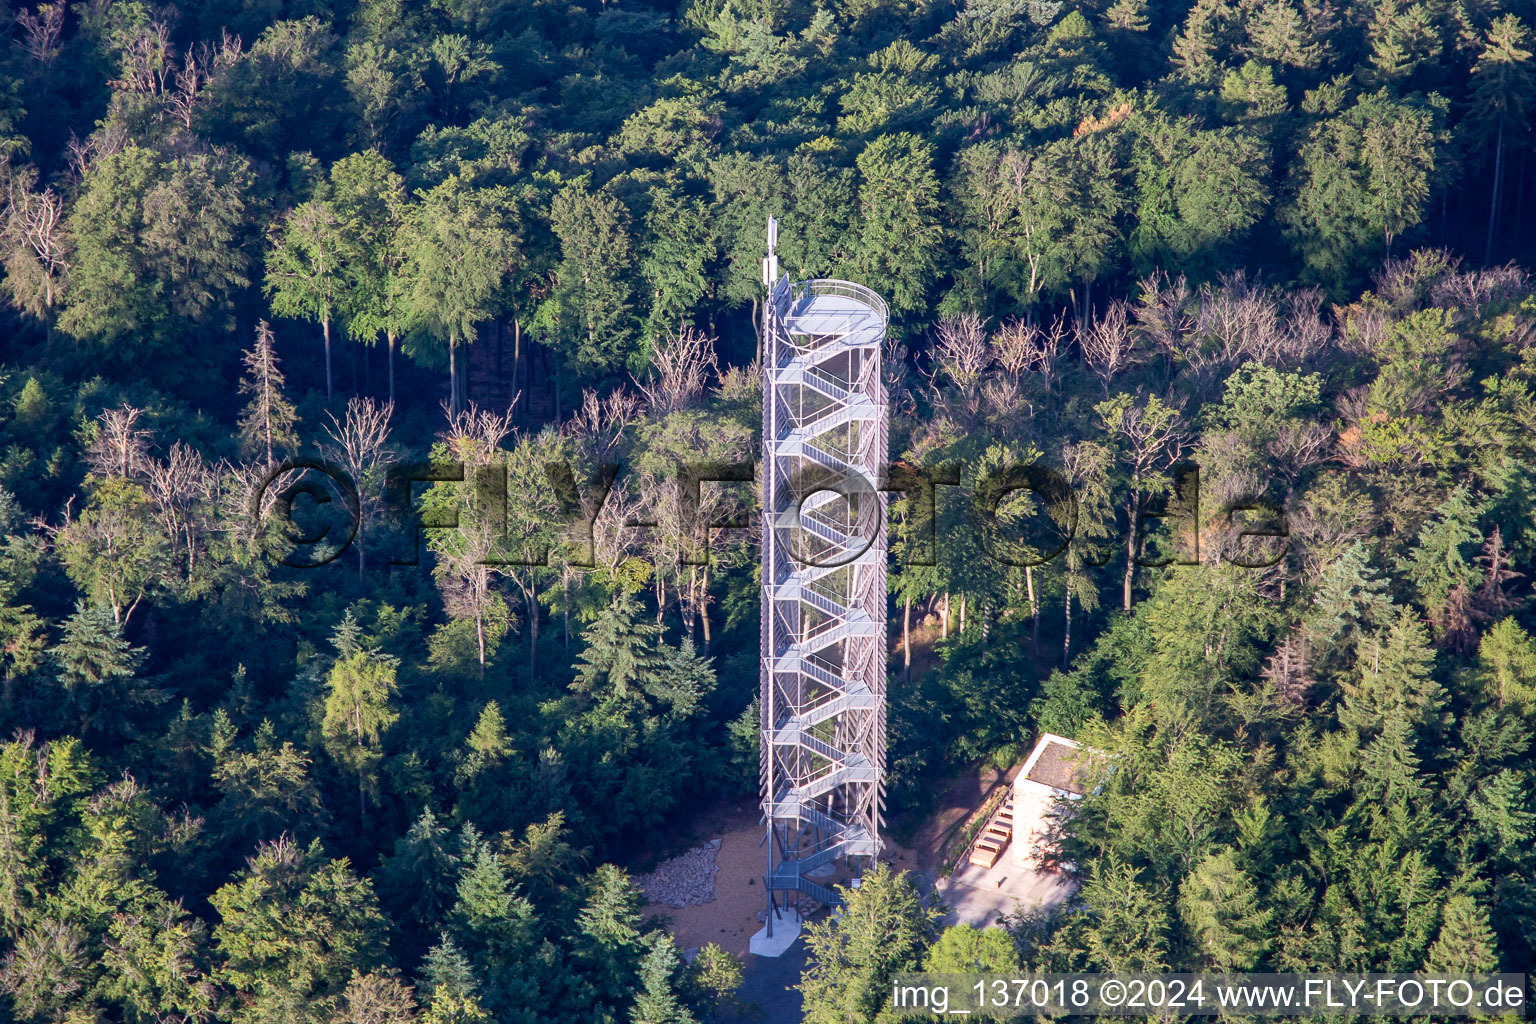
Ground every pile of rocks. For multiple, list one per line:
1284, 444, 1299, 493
637, 839, 721, 908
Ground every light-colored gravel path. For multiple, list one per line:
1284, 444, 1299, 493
642, 811, 767, 957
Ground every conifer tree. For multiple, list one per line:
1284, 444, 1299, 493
419, 935, 490, 1024
1178, 849, 1272, 969
688, 944, 744, 1024
572, 593, 667, 702
238, 320, 301, 465
1476, 618, 1536, 711
1468, 769, 1536, 865
376, 809, 462, 940
630, 932, 697, 1024
337, 971, 421, 1024
1402, 487, 1483, 647
799, 863, 942, 1023
1425, 895, 1499, 972
1079, 856, 1171, 972
211, 836, 390, 1024
1339, 610, 1446, 739
465, 701, 513, 761
575, 865, 647, 1010
923, 924, 1020, 973
322, 648, 400, 818
1467, 16, 1536, 261
50, 603, 159, 737
1281, 92, 1447, 287
1305, 542, 1395, 663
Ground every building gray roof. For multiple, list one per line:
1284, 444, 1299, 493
1026, 738, 1089, 795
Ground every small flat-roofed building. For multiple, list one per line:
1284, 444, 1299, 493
1011, 733, 1090, 869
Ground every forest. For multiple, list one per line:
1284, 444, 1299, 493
0, 0, 1533, 1017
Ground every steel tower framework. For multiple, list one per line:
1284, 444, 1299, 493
760, 219, 888, 929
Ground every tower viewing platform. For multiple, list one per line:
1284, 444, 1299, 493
759, 218, 889, 942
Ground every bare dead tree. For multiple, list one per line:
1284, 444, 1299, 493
980, 375, 1026, 425
993, 314, 1066, 394
167, 33, 242, 130
64, 133, 91, 183
217, 460, 283, 544
1, 168, 70, 317
1096, 392, 1186, 609
1475, 526, 1524, 619
429, 403, 518, 670
87, 406, 153, 481
1270, 422, 1333, 477
925, 313, 991, 425
144, 442, 213, 577
566, 387, 640, 462
336, 973, 419, 1024
590, 482, 645, 583
1263, 627, 1314, 707
439, 402, 513, 467
1132, 272, 1195, 358
1335, 297, 1390, 357
110, 19, 175, 97
1079, 299, 1137, 391
990, 318, 1032, 376
238, 321, 299, 466
931, 313, 991, 392
1279, 287, 1332, 365
434, 515, 508, 673
883, 336, 915, 416
16, 1, 65, 65
1197, 272, 1290, 368
1432, 262, 1532, 317
636, 324, 717, 415
325, 397, 397, 575
64, 124, 129, 183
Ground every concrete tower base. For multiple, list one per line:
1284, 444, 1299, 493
749, 909, 802, 957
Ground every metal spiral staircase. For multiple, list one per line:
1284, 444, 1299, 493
760, 220, 889, 931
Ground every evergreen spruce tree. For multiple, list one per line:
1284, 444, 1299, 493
1467, 17, 1536, 261
1079, 856, 1172, 972
572, 593, 667, 702
238, 321, 300, 464
211, 836, 391, 1024
376, 809, 462, 941
419, 934, 490, 1024
322, 648, 400, 818
630, 932, 697, 1024
575, 865, 647, 1011
466, 701, 513, 761
1178, 849, 1272, 969
1425, 895, 1499, 971
1477, 618, 1536, 711
798, 863, 942, 1023
50, 603, 159, 737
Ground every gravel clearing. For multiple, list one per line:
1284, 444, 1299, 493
637, 839, 721, 908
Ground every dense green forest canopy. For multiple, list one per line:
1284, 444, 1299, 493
0, 0, 1534, 1018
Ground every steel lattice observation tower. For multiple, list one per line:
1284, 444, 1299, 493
759, 217, 889, 937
